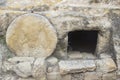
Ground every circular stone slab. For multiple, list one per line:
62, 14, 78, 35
6, 13, 57, 58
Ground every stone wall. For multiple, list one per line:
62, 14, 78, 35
0, 0, 120, 80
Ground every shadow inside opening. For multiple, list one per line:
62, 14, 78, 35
68, 30, 98, 54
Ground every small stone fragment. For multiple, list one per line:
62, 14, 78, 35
47, 57, 58, 65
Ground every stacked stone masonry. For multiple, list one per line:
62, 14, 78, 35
0, 0, 120, 80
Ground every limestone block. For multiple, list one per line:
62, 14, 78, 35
102, 73, 117, 80
13, 62, 32, 78
3, 0, 62, 10
84, 72, 102, 80
47, 72, 61, 80
71, 73, 84, 80
96, 58, 117, 73
2, 57, 35, 78
6, 13, 57, 58
59, 60, 96, 74
62, 74, 71, 80
32, 58, 46, 80
46, 57, 58, 65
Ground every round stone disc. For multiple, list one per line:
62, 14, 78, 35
6, 13, 57, 58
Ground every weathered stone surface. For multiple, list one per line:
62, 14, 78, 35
47, 72, 61, 80
13, 62, 32, 78
8, 57, 35, 64
0, 36, 14, 59
102, 73, 117, 80
62, 74, 71, 80
0, 13, 8, 35
96, 58, 117, 73
6, 13, 57, 58
117, 71, 120, 79
2, 57, 35, 78
55, 0, 120, 11
99, 53, 112, 58
2, 74, 18, 80
2, 61, 14, 72
32, 58, 46, 80
84, 72, 102, 80
68, 51, 96, 59
59, 60, 96, 74
17, 78, 35, 80
0, 0, 62, 10
47, 65, 59, 73
47, 57, 58, 65
71, 73, 84, 80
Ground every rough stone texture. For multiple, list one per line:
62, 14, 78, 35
6, 13, 57, 58
46, 57, 58, 65
84, 72, 102, 80
96, 58, 117, 73
0, 0, 119, 80
0, 36, 14, 60
62, 74, 71, 80
13, 62, 32, 78
71, 73, 84, 80
2, 74, 18, 80
2, 61, 14, 72
59, 60, 96, 74
32, 58, 46, 80
0, 0, 62, 11
17, 78, 35, 80
102, 73, 117, 80
2, 57, 34, 78
68, 52, 96, 59
47, 72, 61, 80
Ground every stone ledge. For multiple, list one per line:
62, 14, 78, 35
59, 60, 96, 74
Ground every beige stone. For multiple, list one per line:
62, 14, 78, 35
47, 57, 58, 65
6, 13, 57, 58
84, 72, 102, 80
59, 60, 96, 74
17, 78, 35, 80
96, 58, 117, 73
13, 62, 32, 78
8, 57, 35, 64
102, 73, 117, 80
5, 0, 62, 10
32, 58, 46, 80
62, 74, 71, 80
0, 13, 8, 35
47, 72, 61, 80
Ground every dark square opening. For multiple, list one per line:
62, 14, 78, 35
68, 30, 98, 54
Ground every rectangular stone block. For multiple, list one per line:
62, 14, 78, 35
59, 60, 96, 74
